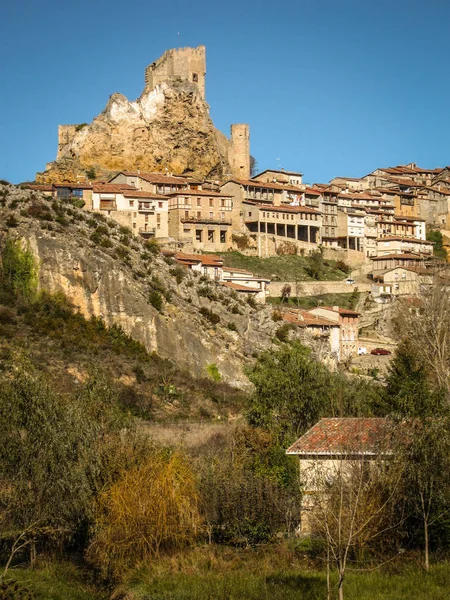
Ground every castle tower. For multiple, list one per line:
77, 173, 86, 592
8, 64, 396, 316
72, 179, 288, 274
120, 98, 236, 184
144, 45, 206, 100
229, 124, 250, 180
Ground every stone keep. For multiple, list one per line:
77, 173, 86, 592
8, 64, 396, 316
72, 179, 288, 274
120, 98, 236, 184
145, 46, 206, 100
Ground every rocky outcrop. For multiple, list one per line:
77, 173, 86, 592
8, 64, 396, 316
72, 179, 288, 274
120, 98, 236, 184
37, 79, 233, 183
1, 185, 276, 387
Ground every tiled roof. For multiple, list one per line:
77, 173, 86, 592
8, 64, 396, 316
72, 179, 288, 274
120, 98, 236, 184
168, 189, 232, 197
252, 169, 303, 178
174, 252, 224, 267
21, 183, 53, 191
222, 266, 253, 275
255, 203, 320, 215
282, 309, 339, 328
92, 183, 136, 193
122, 191, 168, 199
371, 253, 425, 261
226, 179, 305, 193
376, 236, 433, 244
318, 306, 360, 317
52, 182, 93, 189
221, 281, 259, 293
118, 171, 197, 185
286, 418, 390, 456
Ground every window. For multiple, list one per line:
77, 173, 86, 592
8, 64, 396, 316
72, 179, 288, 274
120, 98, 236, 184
196, 229, 202, 242
157, 214, 161, 223
133, 222, 136, 229
209, 212, 213, 219
209, 199, 214, 207
208, 230, 214, 242
192, 73, 198, 82
158, 202, 163, 208
197, 198, 201, 206
185, 211, 189, 219
129, 201, 134, 207
248, 211, 252, 217
133, 212, 137, 217
220, 230, 226, 243
197, 211, 201, 218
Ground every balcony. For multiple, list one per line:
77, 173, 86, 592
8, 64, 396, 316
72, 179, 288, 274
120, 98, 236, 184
138, 203, 156, 213
100, 201, 116, 210
138, 227, 156, 238
180, 217, 232, 225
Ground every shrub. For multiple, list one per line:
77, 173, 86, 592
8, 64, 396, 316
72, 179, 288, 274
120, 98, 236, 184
199, 307, 220, 325
6, 214, 18, 228
336, 259, 351, 274
231, 233, 251, 250
198, 285, 217, 301
144, 238, 160, 255
55, 214, 69, 226
272, 310, 283, 322
87, 451, 201, 577
27, 203, 53, 221
85, 167, 96, 180
247, 294, 257, 308
149, 290, 163, 312
206, 363, 221, 382
227, 322, 237, 332
275, 323, 294, 342
169, 266, 186, 284
0, 238, 38, 304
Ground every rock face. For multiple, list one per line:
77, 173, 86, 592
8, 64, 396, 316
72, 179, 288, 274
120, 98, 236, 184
37, 46, 249, 183
1, 185, 275, 387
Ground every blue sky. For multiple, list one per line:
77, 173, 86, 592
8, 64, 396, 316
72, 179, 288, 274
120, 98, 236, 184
1, 0, 449, 184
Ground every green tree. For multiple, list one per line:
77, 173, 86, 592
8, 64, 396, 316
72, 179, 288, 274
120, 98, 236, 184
0, 238, 37, 304
426, 229, 447, 260
0, 362, 139, 571
385, 339, 445, 417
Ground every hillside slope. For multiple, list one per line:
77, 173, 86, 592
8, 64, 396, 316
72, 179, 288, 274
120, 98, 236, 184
0, 184, 278, 388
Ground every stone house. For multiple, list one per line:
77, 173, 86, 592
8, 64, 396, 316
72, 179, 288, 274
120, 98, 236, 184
319, 190, 339, 247
251, 169, 303, 186
242, 201, 321, 257
371, 252, 427, 274
109, 171, 194, 195
173, 253, 270, 303
375, 236, 433, 256
337, 208, 365, 252
371, 266, 432, 300
308, 306, 360, 358
52, 183, 93, 208
286, 417, 391, 532
281, 309, 341, 359
91, 184, 169, 239
167, 189, 233, 251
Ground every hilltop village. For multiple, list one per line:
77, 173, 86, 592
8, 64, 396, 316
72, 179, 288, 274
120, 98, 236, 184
21, 45, 449, 365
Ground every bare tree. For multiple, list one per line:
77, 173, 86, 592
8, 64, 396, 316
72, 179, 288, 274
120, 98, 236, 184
306, 438, 402, 599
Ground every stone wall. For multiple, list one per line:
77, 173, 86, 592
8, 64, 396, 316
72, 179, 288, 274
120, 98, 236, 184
145, 46, 206, 100
269, 280, 372, 298
229, 124, 250, 180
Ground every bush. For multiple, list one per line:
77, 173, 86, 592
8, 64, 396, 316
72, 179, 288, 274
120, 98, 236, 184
227, 322, 237, 332
87, 451, 202, 577
275, 323, 294, 343
247, 294, 257, 308
149, 290, 163, 312
206, 363, 221, 382
199, 307, 220, 325
336, 259, 351, 274
6, 214, 18, 228
169, 266, 186, 284
144, 238, 160, 255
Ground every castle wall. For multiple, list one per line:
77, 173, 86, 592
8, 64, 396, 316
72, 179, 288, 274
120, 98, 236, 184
229, 124, 250, 180
145, 46, 206, 99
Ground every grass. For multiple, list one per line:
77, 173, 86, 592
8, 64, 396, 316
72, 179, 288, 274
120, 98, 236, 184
217, 251, 349, 281
268, 292, 360, 310
116, 544, 450, 600
2, 561, 106, 600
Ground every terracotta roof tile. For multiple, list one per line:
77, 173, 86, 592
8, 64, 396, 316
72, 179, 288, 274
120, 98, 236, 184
92, 183, 136, 193
286, 418, 390, 456
221, 281, 259, 292
122, 191, 168, 199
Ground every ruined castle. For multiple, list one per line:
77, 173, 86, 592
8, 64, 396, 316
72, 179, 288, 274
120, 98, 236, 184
40, 46, 250, 182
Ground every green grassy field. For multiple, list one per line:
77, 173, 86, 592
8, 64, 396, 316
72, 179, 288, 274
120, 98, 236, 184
217, 251, 349, 281
122, 561, 450, 600
268, 292, 359, 310
4, 554, 450, 600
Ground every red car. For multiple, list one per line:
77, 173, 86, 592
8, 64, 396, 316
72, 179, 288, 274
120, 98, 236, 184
371, 348, 391, 356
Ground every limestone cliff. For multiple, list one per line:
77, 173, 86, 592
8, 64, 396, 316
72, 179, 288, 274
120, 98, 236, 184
37, 78, 234, 183
1, 185, 275, 387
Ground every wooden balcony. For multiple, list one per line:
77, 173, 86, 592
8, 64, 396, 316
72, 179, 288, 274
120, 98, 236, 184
100, 201, 116, 210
